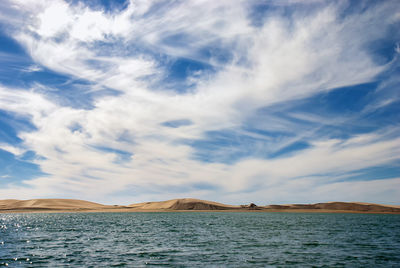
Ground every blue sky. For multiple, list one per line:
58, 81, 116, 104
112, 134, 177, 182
0, 0, 399, 205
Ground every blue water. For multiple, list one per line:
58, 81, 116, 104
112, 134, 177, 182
1, 212, 400, 267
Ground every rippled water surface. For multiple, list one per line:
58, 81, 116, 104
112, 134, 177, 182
1, 212, 400, 267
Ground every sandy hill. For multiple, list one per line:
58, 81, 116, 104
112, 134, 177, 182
1, 199, 399, 213
0, 199, 111, 211
129, 198, 239, 210
265, 202, 400, 213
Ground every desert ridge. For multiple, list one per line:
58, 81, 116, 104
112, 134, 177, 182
0, 198, 400, 213
264, 202, 400, 213
0, 198, 239, 213
128, 198, 239, 210
0, 199, 115, 211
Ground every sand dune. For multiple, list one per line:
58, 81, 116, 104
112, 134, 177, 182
129, 198, 238, 210
0, 198, 399, 213
0, 199, 113, 211
265, 202, 400, 213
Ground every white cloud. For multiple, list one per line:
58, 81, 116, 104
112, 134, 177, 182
23, 65, 43, 72
0, 86, 56, 120
0, 143, 25, 156
35, 1, 71, 38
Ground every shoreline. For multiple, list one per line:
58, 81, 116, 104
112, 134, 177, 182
2, 208, 400, 214
1, 198, 399, 214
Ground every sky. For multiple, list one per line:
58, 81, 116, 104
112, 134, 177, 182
0, 0, 399, 205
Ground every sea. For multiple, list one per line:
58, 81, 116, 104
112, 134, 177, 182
1, 212, 399, 267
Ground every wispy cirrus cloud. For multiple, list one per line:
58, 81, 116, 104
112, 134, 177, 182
0, 0, 399, 204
